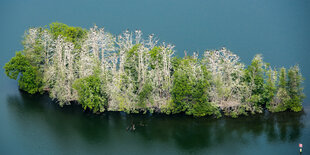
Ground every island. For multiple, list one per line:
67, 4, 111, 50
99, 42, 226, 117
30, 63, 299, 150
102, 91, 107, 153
4, 22, 305, 118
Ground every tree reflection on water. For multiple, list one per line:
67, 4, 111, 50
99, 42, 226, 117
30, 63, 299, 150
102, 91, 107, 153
7, 91, 306, 152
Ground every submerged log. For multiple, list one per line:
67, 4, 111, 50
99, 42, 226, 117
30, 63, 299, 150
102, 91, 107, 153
127, 123, 136, 131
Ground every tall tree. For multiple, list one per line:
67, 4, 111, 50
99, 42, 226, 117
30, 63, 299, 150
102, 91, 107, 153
203, 48, 246, 117
287, 65, 305, 112
244, 54, 266, 113
44, 36, 78, 106
264, 66, 278, 111
268, 68, 290, 112
169, 54, 219, 117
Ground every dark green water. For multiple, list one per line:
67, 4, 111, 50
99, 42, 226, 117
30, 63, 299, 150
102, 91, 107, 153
1, 0, 310, 154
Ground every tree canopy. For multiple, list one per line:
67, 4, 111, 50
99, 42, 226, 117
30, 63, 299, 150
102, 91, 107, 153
4, 22, 305, 117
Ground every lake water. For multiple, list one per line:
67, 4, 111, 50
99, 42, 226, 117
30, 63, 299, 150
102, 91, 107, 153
1, 0, 310, 154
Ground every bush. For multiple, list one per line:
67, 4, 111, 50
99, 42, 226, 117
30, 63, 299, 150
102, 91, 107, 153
73, 75, 108, 113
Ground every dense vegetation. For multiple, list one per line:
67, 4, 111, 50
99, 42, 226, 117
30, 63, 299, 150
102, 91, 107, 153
4, 23, 305, 117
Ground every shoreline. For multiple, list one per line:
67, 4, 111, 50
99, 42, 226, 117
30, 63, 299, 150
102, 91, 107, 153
20, 89, 306, 119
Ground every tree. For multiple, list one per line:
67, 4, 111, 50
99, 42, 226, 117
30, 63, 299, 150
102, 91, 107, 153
22, 28, 45, 69
170, 62, 193, 114
4, 52, 42, 94
170, 55, 219, 117
268, 67, 289, 112
148, 44, 174, 111
44, 36, 78, 106
49, 22, 87, 48
203, 48, 246, 117
264, 66, 277, 110
287, 65, 305, 112
73, 75, 108, 113
244, 54, 265, 113
188, 65, 220, 117
111, 30, 174, 113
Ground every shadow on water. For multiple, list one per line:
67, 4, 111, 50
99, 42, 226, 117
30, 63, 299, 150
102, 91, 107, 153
133, 111, 306, 152
6, 91, 111, 145
6, 90, 306, 152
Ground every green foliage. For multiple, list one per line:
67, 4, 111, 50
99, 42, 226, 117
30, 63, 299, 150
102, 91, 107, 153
279, 67, 287, 89
170, 57, 182, 76
287, 65, 305, 112
268, 66, 305, 113
22, 28, 45, 68
188, 76, 220, 117
227, 106, 248, 118
269, 88, 290, 112
171, 68, 192, 113
264, 68, 277, 110
4, 52, 42, 94
49, 22, 87, 47
149, 46, 163, 69
273, 68, 290, 112
170, 58, 219, 117
138, 81, 153, 109
248, 55, 265, 94
73, 75, 108, 113
244, 55, 265, 112
123, 44, 140, 91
